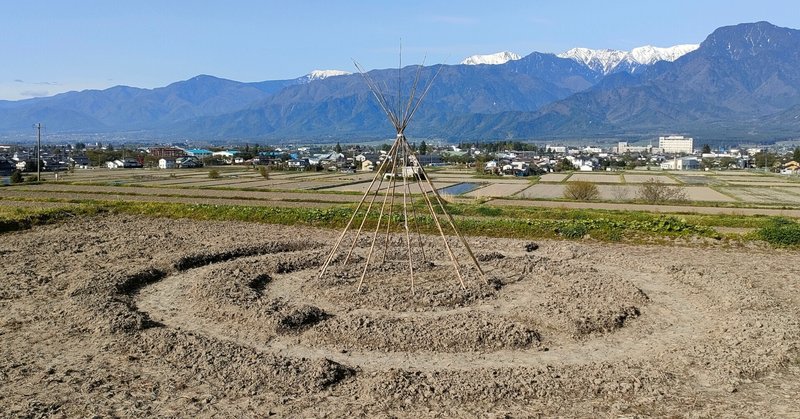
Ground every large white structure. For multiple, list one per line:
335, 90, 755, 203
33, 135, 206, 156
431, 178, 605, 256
660, 156, 701, 170
616, 142, 652, 153
659, 135, 694, 154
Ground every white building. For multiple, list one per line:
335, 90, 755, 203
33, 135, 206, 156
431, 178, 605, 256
659, 135, 693, 154
616, 142, 652, 153
545, 145, 566, 153
660, 156, 701, 170
158, 158, 176, 169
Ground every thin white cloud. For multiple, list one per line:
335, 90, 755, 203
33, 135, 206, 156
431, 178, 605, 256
33, 81, 59, 86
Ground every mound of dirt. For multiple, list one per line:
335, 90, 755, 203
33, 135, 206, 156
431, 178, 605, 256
2, 215, 799, 417
304, 311, 541, 352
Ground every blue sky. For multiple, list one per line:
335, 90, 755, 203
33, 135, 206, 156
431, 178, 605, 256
1, 0, 797, 100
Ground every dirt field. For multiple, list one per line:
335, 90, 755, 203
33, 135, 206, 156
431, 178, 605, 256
1, 216, 799, 417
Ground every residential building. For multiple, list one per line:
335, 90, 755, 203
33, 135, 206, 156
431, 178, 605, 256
175, 156, 202, 168
69, 156, 90, 169
106, 158, 143, 169
158, 158, 176, 169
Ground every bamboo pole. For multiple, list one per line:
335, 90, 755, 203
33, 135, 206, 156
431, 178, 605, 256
343, 141, 400, 265
357, 142, 401, 291
318, 140, 399, 278
408, 142, 466, 289
414, 158, 486, 282
400, 138, 415, 291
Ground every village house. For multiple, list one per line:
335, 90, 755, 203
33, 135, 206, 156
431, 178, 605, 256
69, 156, 91, 169
286, 158, 310, 170
175, 156, 203, 168
106, 158, 143, 169
158, 158, 176, 169
212, 150, 238, 164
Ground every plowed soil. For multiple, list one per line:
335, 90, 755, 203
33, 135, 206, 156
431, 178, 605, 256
1, 216, 799, 417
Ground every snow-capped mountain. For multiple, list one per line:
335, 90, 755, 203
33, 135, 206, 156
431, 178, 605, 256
558, 44, 699, 74
302, 69, 352, 82
461, 51, 521, 65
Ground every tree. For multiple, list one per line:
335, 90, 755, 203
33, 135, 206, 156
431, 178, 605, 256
793, 147, 800, 162
335, 142, 342, 154
752, 151, 779, 171
563, 181, 599, 200
701, 144, 712, 154
106, 143, 114, 151
554, 158, 575, 172
637, 178, 687, 203
258, 166, 270, 179
208, 169, 220, 179
10, 169, 23, 184
75, 142, 86, 150
419, 140, 428, 155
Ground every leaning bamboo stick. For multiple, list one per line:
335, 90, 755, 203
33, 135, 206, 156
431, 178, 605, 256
415, 159, 486, 282
409, 142, 466, 289
357, 150, 398, 291
381, 142, 402, 262
319, 140, 399, 277
399, 139, 415, 291
342, 140, 400, 264
318, 166, 383, 277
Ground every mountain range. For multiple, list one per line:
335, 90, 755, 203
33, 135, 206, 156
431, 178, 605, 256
1, 21, 799, 143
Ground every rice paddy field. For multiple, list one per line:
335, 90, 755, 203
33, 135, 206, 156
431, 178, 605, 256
3, 167, 800, 215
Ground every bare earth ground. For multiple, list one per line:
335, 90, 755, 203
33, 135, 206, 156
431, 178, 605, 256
1, 216, 799, 417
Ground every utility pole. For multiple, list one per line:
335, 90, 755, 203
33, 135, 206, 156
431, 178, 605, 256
35, 123, 42, 181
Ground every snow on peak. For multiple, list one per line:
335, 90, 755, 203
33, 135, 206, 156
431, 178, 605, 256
557, 44, 699, 74
460, 51, 521, 65
557, 48, 630, 74
629, 44, 700, 65
305, 70, 351, 81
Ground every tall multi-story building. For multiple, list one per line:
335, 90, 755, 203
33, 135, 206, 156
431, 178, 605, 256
658, 135, 694, 154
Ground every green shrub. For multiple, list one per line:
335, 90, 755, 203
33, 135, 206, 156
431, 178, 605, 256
557, 222, 588, 239
10, 170, 23, 184
258, 166, 270, 179
475, 206, 502, 217
758, 217, 800, 246
208, 169, 220, 179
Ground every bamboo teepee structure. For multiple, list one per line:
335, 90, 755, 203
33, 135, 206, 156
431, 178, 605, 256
318, 59, 484, 291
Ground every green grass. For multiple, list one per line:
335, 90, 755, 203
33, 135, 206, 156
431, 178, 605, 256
3, 194, 797, 246
757, 217, 800, 246
0, 200, 720, 242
